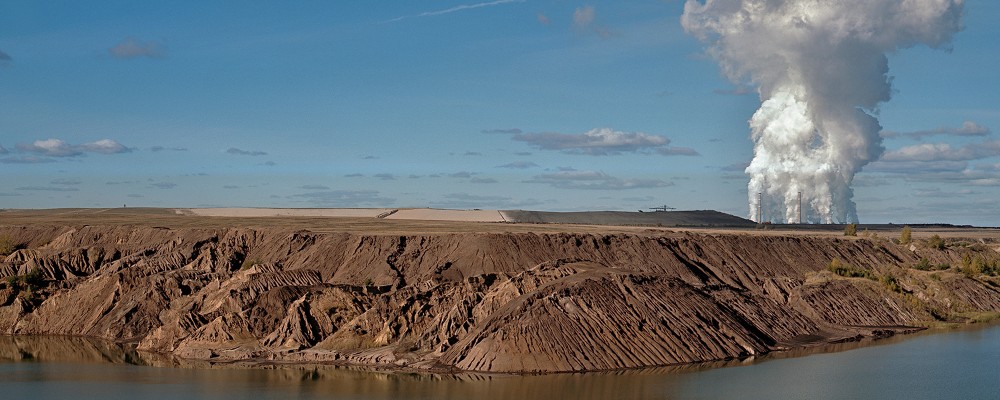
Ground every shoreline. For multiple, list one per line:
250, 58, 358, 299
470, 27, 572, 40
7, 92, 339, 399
7, 321, 1000, 376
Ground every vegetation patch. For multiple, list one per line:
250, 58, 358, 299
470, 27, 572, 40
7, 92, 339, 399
879, 274, 903, 293
961, 254, 1000, 277
925, 234, 946, 250
899, 225, 912, 244
827, 259, 906, 294
843, 224, 857, 236
240, 258, 262, 270
3, 267, 46, 307
912, 257, 950, 271
0, 235, 16, 257
827, 258, 875, 280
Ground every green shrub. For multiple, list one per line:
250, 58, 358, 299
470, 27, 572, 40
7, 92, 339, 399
827, 259, 875, 280
0, 235, 15, 257
879, 274, 903, 293
844, 224, 857, 236
963, 255, 1000, 277
926, 235, 946, 250
900, 226, 912, 245
18, 289, 36, 303
22, 267, 44, 287
911, 258, 948, 271
240, 258, 262, 270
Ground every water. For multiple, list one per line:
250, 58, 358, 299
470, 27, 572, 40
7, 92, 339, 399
2, 324, 998, 399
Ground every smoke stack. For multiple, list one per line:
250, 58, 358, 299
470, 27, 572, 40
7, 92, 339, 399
683, 0, 964, 223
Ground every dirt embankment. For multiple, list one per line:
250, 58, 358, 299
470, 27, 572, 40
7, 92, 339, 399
1, 225, 998, 373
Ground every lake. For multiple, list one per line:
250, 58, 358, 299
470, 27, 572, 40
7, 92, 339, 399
1, 324, 998, 399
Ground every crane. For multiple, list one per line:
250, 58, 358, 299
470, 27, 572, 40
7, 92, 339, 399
649, 205, 675, 212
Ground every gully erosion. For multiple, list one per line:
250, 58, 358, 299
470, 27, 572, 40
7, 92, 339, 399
1, 225, 999, 373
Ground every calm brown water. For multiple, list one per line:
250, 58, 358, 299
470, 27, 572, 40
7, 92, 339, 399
2, 324, 998, 399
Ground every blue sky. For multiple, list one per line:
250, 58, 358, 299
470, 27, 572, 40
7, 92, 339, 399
2, 1, 998, 225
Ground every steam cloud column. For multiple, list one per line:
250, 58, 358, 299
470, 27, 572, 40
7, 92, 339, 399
682, 0, 965, 223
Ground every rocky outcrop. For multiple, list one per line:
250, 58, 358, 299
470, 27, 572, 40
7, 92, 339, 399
1, 226, 998, 373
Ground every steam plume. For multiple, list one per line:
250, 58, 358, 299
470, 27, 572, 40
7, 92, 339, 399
682, 0, 964, 223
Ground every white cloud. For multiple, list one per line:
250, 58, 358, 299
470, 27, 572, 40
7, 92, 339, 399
503, 127, 697, 156
880, 139, 1000, 162
17, 139, 80, 156
80, 139, 130, 154
16, 138, 130, 157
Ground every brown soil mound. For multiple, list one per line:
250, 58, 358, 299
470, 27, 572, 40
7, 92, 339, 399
1, 225, 998, 373
501, 210, 756, 227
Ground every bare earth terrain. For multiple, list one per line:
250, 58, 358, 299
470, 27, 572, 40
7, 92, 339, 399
1, 208, 998, 373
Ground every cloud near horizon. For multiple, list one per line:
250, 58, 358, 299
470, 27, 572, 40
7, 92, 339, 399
226, 147, 268, 156
150, 146, 188, 152
525, 170, 671, 190
16, 138, 130, 157
498, 127, 698, 156
482, 128, 522, 134
880, 139, 1000, 162
150, 182, 178, 189
881, 121, 991, 140
429, 193, 544, 209
109, 37, 166, 59
866, 127, 1000, 185
290, 190, 395, 207
50, 178, 82, 186
16, 186, 79, 192
497, 161, 539, 169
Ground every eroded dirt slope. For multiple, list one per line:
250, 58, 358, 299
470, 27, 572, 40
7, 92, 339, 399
1, 225, 998, 373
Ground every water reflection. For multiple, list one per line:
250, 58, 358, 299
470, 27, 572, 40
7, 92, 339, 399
2, 325, 998, 400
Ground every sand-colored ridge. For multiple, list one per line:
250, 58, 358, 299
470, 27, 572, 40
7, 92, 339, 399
182, 208, 393, 218
1, 215, 998, 373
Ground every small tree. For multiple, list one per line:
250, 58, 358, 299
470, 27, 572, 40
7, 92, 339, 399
900, 226, 912, 244
0, 235, 15, 257
844, 224, 857, 236
926, 234, 946, 250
